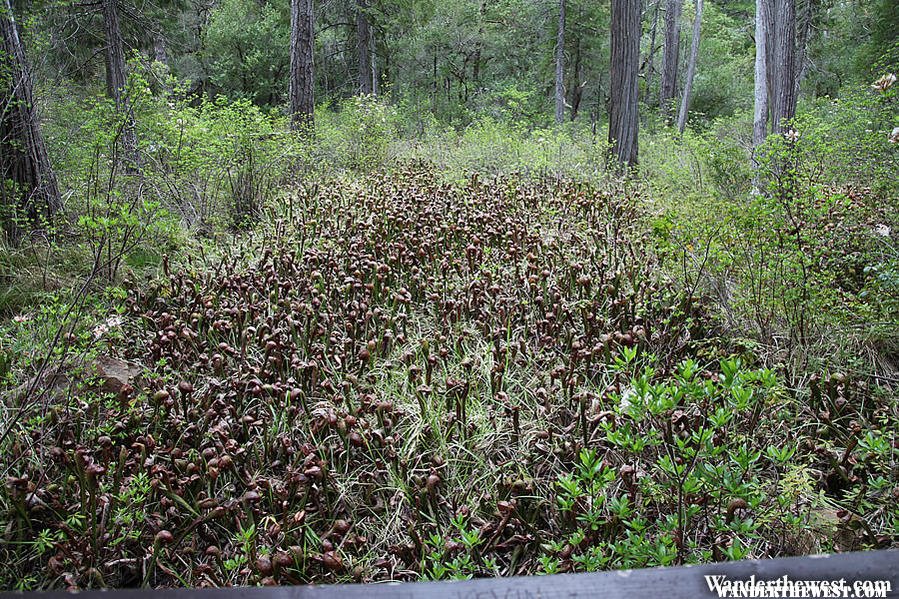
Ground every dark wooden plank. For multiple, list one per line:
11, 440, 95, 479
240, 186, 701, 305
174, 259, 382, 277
5, 551, 897, 599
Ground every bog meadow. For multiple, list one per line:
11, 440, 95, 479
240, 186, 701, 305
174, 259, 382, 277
0, 0, 897, 589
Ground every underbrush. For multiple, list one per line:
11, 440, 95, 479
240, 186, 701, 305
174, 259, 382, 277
390, 116, 610, 184
1, 172, 895, 589
643, 79, 899, 384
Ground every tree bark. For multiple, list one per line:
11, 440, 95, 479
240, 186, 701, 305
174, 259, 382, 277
153, 34, 168, 66
771, 0, 796, 133
793, 0, 813, 98
554, 0, 565, 124
356, 0, 372, 95
752, 0, 770, 150
658, 0, 682, 120
103, 0, 127, 103
645, 0, 661, 105
1, 0, 61, 236
371, 28, 379, 96
676, 0, 701, 133
609, 0, 641, 167
472, 1, 486, 85
289, 0, 314, 130
764, 0, 776, 114
103, 0, 138, 171
570, 37, 585, 121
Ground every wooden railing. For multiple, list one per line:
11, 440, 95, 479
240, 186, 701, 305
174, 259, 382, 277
5, 551, 897, 599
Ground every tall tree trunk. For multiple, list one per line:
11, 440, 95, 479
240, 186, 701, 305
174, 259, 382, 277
676, 0, 701, 133
764, 0, 776, 115
472, 1, 486, 84
752, 0, 770, 150
153, 33, 171, 93
371, 32, 379, 96
793, 0, 813, 98
570, 37, 585, 121
554, 0, 565, 124
103, 0, 127, 102
289, 0, 314, 130
771, 0, 796, 133
381, 36, 391, 96
103, 0, 138, 171
609, 0, 641, 167
356, 0, 372, 94
1, 0, 61, 237
645, 0, 661, 105
658, 0, 682, 120
431, 52, 437, 113
153, 34, 168, 66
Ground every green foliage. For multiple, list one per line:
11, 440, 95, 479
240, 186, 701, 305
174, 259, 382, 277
201, 0, 290, 104
393, 115, 610, 183
315, 96, 400, 172
656, 0, 754, 123
46, 63, 305, 236
148, 94, 304, 230
422, 514, 498, 579
857, 0, 899, 80
542, 358, 807, 571
645, 77, 897, 376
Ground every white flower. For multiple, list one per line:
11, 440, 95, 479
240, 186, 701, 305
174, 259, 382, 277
889, 127, 899, 144
874, 224, 891, 237
784, 129, 800, 143
872, 73, 896, 92
619, 386, 636, 412
92, 315, 124, 339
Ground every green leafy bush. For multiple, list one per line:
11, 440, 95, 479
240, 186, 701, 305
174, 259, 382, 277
47, 67, 304, 236
645, 78, 898, 377
315, 96, 399, 172
541, 356, 805, 571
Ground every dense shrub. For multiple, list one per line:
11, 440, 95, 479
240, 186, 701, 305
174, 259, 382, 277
314, 96, 400, 172
46, 69, 305, 236
643, 79, 898, 378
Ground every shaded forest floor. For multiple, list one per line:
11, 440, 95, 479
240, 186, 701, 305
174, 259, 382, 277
1, 170, 896, 589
